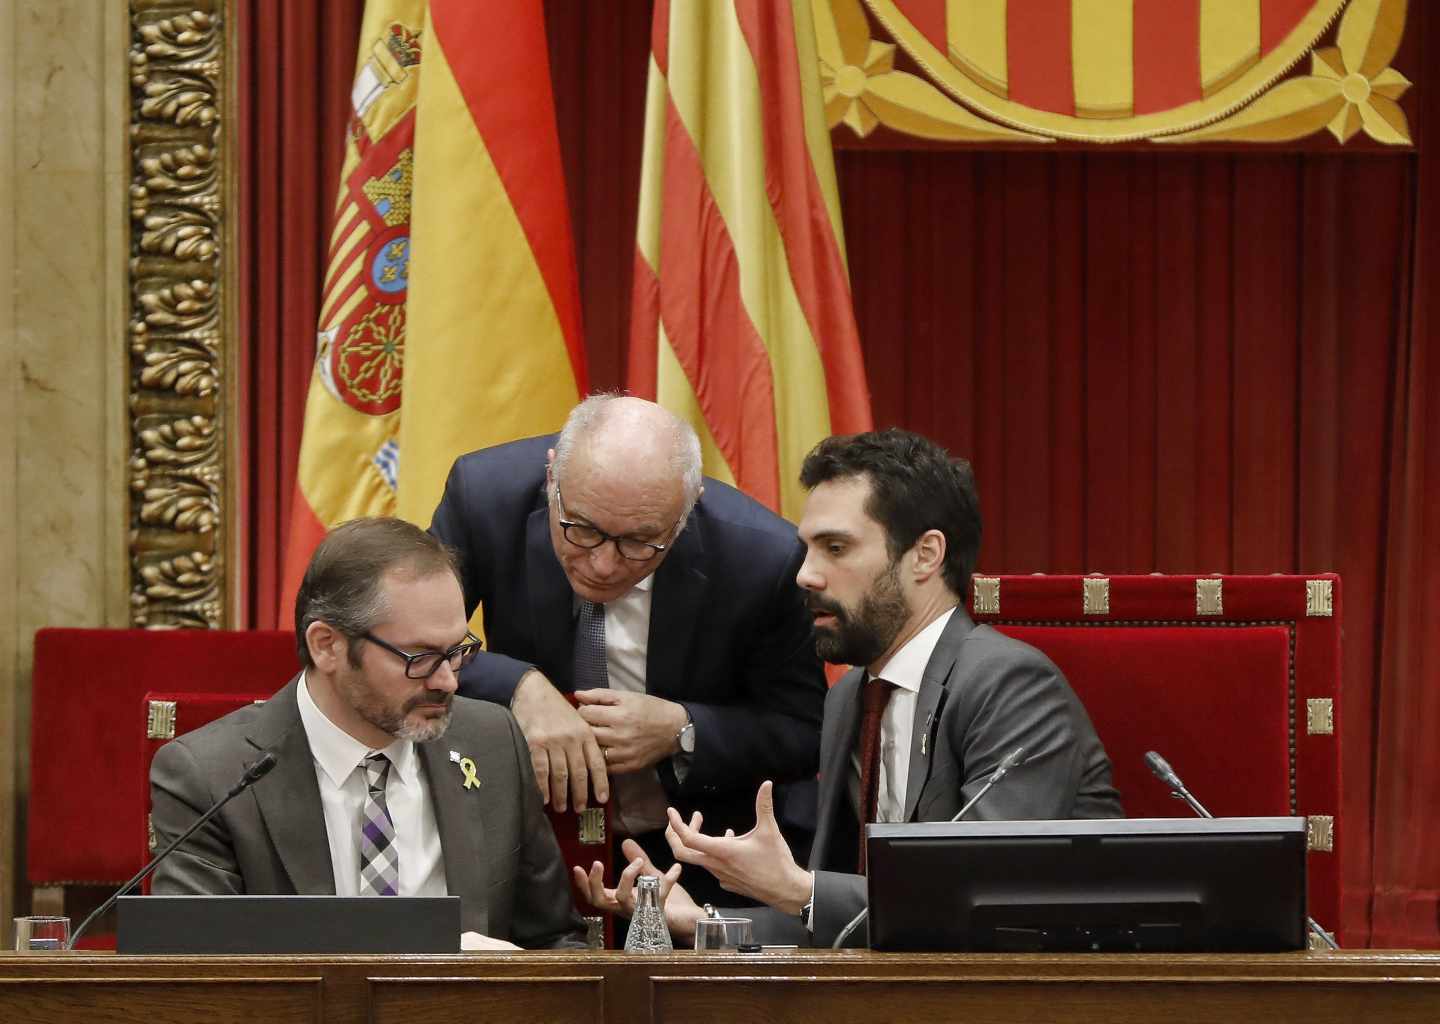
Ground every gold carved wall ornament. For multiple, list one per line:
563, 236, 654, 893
816, 0, 1411, 146
128, 3, 227, 629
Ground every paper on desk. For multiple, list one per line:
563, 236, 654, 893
461, 930, 522, 951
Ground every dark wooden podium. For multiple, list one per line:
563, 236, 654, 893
3, 950, 1437, 1024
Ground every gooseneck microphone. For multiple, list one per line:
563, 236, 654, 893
832, 745, 1027, 950
1143, 750, 1212, 819
1143, 749, 1339, 951
67, 751, 279, 950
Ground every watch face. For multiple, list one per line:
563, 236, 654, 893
679, 722, 695, 753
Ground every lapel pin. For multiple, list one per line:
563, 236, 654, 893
458, 755, 481, 790
449, 750, 461, 764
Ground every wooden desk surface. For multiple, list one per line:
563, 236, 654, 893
3, 949, 1437, 1024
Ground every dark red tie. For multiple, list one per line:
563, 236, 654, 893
857, 676, 897, 873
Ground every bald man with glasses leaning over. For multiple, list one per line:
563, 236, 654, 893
428, 395, 826, 905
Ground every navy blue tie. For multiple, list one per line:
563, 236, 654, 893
574, 600, 609, 690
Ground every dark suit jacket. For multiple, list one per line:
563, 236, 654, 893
747, 607, 1124, 947
149, 677, 586, 949
429, 435, 826, 837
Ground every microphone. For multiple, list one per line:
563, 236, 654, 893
832, 746, 1027, 949
1142, 749, 1339, 951
67, 751, 279, 950
1143, 750, 1212, 819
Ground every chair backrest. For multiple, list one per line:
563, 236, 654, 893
966, 573, 1343, 943
28, 628, 299, 886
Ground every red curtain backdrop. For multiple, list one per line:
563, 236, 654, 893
234, 0, 1439, 948
233, 0, 365, 632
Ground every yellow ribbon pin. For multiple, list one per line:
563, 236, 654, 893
458, 756, 481, 790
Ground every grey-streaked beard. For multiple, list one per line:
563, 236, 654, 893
395, 709, 451, 743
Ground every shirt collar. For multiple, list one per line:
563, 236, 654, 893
571, 566, 656, 613
869, 606, 957, 696
298, 671, 420, 789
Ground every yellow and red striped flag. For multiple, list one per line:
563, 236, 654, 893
628, 0, 872, 522
281, 0, 586, 624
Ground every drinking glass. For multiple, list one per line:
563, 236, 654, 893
694, 916, 754, 951
13, 916, 70, 952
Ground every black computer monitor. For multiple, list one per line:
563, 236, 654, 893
865, 817, 1306, 952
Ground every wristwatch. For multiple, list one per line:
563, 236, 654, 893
676, 715, 696, 755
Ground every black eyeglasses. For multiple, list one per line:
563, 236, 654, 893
553, 485, 678, 562
363, 631, 483, 679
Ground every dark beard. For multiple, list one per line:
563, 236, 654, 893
811, 560, 910, 667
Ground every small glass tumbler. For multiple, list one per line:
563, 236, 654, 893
623, 875, 674, 953
13, 916, 70, 952
694, 916, 754, 952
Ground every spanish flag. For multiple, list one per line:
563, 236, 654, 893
281, 0, 586, 623
628, 0, 872, 522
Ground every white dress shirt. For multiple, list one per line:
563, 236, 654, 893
596, 572, 675, 835
852, 606, 957, 823
811, 606, 959, 933
297, 673, 447, 897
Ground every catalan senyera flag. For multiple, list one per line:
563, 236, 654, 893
281, 0, 586, 624
628, 0, 872, 522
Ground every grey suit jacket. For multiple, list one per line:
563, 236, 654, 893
749, 607, 1123, 947
149, 676, 585, 949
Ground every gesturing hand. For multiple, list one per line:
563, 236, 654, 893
572, 838, 704, 942
510, 669, 608, 812
664, 781, 812, 915
575, 689, 688, 774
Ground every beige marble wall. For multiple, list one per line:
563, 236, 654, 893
0, 0, 131, 926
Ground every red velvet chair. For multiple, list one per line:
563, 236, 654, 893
966, 573, 1344, 944
28, 628, 299, 889
26, 628, 300, 941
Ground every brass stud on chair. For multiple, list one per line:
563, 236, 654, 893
1196, 578, 1224, 616
578, 807, 606, 846
1083, 576, 1110, 616
1306, 698, 1335, 736
146, 700, 177, 740
1307, 815, 1335, 852
1306, 579, 1334, 617
972, 576, 1000, 615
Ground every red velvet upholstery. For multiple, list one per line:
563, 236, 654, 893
999, 625, 1293, 818
27, 628, 299, 885
970, 574, 1343, 941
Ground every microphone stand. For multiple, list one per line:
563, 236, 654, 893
831, 746, 1026, 950
67, 752, 278, 950
1145, 751, 1339, 951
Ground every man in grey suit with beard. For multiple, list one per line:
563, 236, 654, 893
578, 429, 1122, 947
149, 517, 585, 949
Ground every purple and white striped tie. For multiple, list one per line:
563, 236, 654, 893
358, 753, 399, 897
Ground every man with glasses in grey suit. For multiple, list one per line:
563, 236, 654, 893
149, 517, 585, 949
